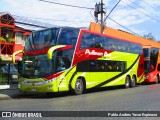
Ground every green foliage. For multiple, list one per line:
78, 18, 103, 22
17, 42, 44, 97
7, 32, 13, 42
143, 33, 156, 41
0, 37, 6, 42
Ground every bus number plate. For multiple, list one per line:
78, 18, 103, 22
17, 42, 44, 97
31, 88, 36, 91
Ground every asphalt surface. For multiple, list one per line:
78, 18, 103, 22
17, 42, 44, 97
0, 84, 160, 120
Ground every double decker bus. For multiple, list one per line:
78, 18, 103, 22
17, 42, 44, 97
12, 27, 144, 95
143, 46, 160, 83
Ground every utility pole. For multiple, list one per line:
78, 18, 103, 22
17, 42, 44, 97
100, 0, 104, 34
94, 0, 105, 34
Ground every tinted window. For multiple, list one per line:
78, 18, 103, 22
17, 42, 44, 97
80, 32, 142, 54
57, 28, 80, 48
55, 49, 73, 72
80, 33, 104, 49
150, 48, 159, 71
143, 48, 150, 58
21, 54, 54, 78
144, 61, 150, 73
157, 64, 160, 71
77, 60, 126, 72
25, 28, 59, 51
105, 61, 126, 72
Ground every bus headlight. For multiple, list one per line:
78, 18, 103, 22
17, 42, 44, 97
12, 75, 18, 79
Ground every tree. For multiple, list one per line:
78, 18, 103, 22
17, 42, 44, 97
143, 33, 156, 41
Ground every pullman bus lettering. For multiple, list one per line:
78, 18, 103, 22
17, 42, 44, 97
85, 49, 110, 57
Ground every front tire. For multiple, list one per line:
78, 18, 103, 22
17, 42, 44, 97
74, 79, 84, 95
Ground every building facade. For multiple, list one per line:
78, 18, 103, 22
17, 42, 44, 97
0, 12, 31, 62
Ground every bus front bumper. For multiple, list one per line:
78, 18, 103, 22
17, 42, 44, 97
18, 80, 57, 93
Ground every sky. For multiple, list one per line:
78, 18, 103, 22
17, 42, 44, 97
0, 0, 160, 41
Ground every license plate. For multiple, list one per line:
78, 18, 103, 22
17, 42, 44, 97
12, 75, 18, 78
31, 88, 36, 91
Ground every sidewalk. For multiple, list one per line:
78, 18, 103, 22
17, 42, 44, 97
0, 84, 51, 100
0, 84, 21, 100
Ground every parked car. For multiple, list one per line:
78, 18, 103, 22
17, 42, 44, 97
0, 64, 18, 84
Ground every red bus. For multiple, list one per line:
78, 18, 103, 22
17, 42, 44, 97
143, 46, 160, 83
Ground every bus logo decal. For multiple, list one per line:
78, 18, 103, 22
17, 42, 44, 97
85, 49, 110, 56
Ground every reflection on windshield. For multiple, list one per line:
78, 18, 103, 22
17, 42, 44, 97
25, 28, 59, 51
57, 28, 79, 48
21, 54, 54, 78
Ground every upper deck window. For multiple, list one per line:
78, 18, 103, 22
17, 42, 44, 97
80, 32, 142, 54
57, 28, 80, 48
25, 28, 59, 51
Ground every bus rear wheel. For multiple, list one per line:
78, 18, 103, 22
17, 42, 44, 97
125, 76, 130, 88
130, 75, 136, 87
155, 75, 159, 84
74, 79, 84, 95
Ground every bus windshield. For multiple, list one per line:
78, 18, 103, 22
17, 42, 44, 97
21, 27, 80, 78
20, 54, 54, 78
25, 28, 59, 51
25, 27, 80, 51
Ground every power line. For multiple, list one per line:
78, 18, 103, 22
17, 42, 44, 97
37, 0, 139, 36
108, 17, 140, 36
141, 0, 160, 15
127, 0, 159, 18
121, 0, 160, 23
38, 0, 94, 10
104, 0, 122, 22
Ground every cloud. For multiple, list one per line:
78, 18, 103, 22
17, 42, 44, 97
1, 0, 160, 40
2, 0, 151, 27
3, 0, 97, 27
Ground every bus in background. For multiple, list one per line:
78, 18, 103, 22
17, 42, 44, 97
12, 27, 144, 95
143, 46, 160, 83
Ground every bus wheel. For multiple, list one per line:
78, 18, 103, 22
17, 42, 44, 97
125, 76, 130, 88
74, 79, 84, 95
130, 75, 136, 87
155, 76, 158, 84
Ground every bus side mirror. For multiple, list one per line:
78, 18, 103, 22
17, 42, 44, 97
47, 45, 66, 60
12, 50, 23, 64
47, 45, 73, 60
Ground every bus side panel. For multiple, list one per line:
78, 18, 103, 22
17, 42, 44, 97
58, 66, 77, 92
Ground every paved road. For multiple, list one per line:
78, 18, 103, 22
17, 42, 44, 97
0, 84, 160, 120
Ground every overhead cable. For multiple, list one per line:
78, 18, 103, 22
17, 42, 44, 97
39, 0, 94, 10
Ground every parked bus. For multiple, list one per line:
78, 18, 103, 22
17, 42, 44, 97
12, 27, 144, 95
89, 22, 160, 84
143, 46, 160, 83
